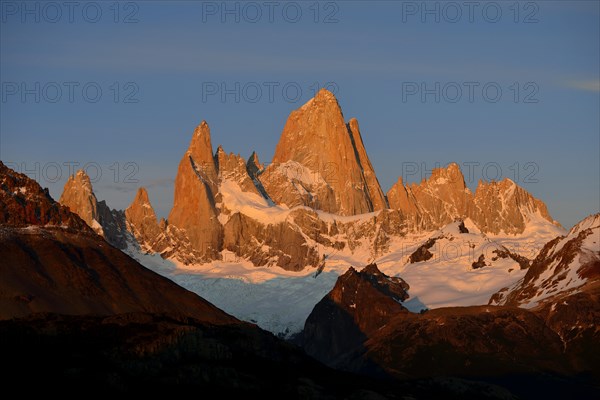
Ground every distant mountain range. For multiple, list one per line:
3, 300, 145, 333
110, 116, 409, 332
58, 89, 562, 271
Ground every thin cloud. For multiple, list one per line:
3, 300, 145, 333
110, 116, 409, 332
99, 184, 138, 194
565, 79, 600, 92
146, 178, 174, 189
99, 178, 173, 193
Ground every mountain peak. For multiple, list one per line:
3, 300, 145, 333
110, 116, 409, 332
247, 151, 263, 175
133, 187, 150, 205
193, 120, 210, 138
263, 91, 385, 215
472, 177, 558, 234
429, 163, 466, 188
295, 88, 343, 120
125, 186, 166, 252
446, 162, 461, 174
75, 168, 90, 180
59, 169, 100, 233
168, 121, 223, 262
393, 163, 471, 227
59, 170, 130, 248
187, 120, 216, 170
196, 119, 209, 131
314, 87, 337, 101
67, 169, 93, 192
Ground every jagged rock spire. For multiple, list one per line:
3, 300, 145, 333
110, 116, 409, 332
59, 170, 100, 233
261, 88, 386, 216
168, 120, 222, 261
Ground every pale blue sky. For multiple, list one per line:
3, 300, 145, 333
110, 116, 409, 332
1, 1, 598, 228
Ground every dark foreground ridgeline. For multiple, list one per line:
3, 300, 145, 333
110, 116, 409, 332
1, 161, 599, 398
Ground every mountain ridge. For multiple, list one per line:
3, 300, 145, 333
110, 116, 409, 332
56, 89, 563, 270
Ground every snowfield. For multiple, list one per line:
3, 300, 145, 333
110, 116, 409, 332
127, 250, 339, 337
127, 217, 564, 338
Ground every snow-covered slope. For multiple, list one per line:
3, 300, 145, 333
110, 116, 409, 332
128, 218, 558, 337
374, 219, 533, 311
490, 213, 600, 308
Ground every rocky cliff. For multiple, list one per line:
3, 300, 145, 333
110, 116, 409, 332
260, 88, 387, 215
167, 121, 223, 261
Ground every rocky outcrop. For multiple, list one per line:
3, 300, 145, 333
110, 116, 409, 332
300, 264, 409, 366
0, 161, 91, 232
168, 121, 223, 261
219, 206, 415, 271
260, 89, 386, 216
405, 219, 527, 271
409, 238, 436, 263
299, 261, 590, 380
534, 281, 600, 374
246, 151, 271, 200
258, 161, 337, 212
95, 201, 130, 249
